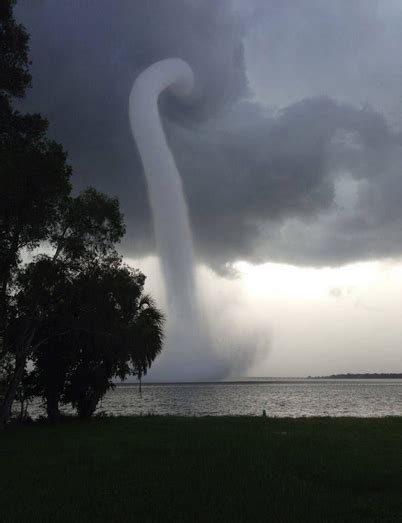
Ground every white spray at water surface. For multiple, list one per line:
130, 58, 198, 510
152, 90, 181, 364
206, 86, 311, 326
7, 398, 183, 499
129, 58, 224, 380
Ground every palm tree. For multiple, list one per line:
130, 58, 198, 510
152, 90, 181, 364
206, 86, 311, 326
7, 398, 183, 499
29, 257, 165, 419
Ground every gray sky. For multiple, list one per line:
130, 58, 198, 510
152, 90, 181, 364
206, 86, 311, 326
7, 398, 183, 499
15, 1, 402, 377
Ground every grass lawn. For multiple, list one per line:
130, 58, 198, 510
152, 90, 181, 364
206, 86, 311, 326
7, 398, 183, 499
1, 416, 401, 522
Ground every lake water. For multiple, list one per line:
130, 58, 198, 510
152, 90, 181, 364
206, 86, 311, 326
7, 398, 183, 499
27, 379, 402, 418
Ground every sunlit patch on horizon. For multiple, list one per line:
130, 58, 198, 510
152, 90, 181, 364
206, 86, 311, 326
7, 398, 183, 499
125, 255, 402, 304
231, 259, 402, 302
122, 254, 402, 376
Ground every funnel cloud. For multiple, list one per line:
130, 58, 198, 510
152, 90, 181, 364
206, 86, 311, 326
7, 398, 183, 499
129, 58, 225, 379
129, 58, 196, 322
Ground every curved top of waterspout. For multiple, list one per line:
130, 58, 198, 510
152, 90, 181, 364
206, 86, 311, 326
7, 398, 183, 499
130, 58, 194, 101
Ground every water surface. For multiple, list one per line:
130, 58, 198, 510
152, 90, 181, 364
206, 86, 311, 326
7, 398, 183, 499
28, 379, 402, 418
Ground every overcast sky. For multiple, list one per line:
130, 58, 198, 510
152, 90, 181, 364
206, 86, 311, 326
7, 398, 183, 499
16, 1, 402, 378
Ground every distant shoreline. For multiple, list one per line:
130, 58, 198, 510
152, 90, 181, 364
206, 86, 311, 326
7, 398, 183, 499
116, 373, 402, 386
307, 373, 402, 379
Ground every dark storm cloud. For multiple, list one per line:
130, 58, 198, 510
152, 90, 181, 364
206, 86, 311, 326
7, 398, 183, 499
169, 97, 402, 269
244, 0, 402, 118
15, 1, 402, 271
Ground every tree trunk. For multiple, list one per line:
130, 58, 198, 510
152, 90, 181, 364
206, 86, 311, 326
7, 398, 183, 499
46, 394, 61, 422
77, 391, 102, 419
0, 353, 26, 429
0, 224, 22, 332
0, 320, 36, 429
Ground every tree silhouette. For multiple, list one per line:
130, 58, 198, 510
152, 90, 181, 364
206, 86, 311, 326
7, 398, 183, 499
0, 2, 165, 425
0, 1, 72, 426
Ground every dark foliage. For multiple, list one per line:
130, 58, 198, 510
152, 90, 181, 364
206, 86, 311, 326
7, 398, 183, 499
0, 1, 164, 426
0, 1, 73, 426
0, 0, 31, 99
28, 256, 164, 419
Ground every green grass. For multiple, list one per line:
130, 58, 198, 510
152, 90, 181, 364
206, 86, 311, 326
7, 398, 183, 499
1, 417, 402, 522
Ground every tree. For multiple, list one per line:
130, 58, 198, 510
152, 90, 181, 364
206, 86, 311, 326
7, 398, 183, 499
62, 259, 163, 419
0, 1, 73, 427
0, 120, 72, 426
29, 256, 164, 419
0, 0, 67, 316
2, 186, 126, 423
7, 186, 163, 421
0, 2, 165, 425
0, 0, 31, 100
